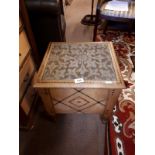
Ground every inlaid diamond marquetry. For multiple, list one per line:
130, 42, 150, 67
69, 96, 89, 107
49, 88, 107, 113
62, 93, 97, 111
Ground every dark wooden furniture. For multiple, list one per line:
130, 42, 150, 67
25, 0, 66, 59
19, 0, 41, 69
19, 16, 38, 129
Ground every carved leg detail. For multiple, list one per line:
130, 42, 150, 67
37, 88, 56, 120
100, 114, 108, 124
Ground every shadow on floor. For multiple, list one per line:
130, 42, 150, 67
20, 106, 106, 155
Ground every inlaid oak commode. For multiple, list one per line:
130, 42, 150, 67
34, 42, 125, 121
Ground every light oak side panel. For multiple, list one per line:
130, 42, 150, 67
81, 88, 108, 102
49, 88, 107, 114
50, 88, 77, 101
19, 30, 30, 68
20, 54, 35, 87
19, 55, 35, 101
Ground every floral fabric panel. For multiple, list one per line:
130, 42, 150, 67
42, 43, 117, 81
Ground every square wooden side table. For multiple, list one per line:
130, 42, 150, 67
34, 42, 125, 121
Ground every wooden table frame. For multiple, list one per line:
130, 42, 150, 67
34, 42, 125, 121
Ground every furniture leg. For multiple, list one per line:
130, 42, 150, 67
128, 20, 134, 34
103, 20, 108, 34
93, 6, 100, 41
37, 88, 56, 120
100, 114, 108, 124
101, 89, 121, 120
81, 0, 96, 26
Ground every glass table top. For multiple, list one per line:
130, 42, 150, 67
41, 42, 117, 81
